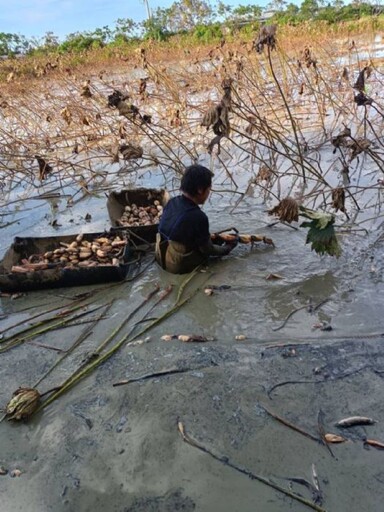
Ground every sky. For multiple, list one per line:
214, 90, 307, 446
0, 0, 271, 41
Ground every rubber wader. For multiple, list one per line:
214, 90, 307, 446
155, 233, 206, 274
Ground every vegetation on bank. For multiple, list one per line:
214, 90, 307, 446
0, 0, 383, 58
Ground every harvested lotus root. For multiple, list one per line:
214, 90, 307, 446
118, 200, 163, 227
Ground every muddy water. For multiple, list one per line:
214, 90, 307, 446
1, 156, 384, 511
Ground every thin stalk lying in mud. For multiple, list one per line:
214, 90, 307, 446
0, 304, 104, 353
27, 341, 67, 353
48, 315, 110, 329
113, 366, 194, 387
272, 299, 329, 332
33, 301, 115, 388
128, 284, 173, 337
91, 284, 161, 357
259, 403, 322, 444
34, 268, 207, 414
177, 421, 327, 512
0, 297, 90, 337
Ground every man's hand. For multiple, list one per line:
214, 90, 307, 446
223, 235, 239, 254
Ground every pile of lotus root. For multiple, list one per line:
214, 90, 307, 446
11, 234, 127, 273
118, 200, 163, 227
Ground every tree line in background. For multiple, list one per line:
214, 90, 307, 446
0, 0, 382, 56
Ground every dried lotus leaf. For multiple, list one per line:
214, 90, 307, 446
268, 197, 299, 223
332, 187, 346, 213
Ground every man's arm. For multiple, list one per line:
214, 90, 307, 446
198, 238, 236, 256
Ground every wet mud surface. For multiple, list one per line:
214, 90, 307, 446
1, 336, 384, 511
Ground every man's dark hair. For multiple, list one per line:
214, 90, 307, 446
180, 165, 213, 197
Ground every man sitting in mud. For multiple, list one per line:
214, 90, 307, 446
155, 164, 237, 274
